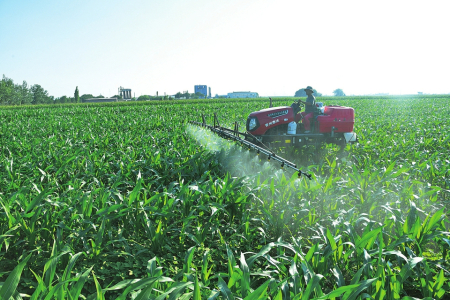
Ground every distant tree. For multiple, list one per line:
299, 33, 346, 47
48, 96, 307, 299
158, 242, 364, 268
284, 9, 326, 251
193, 92, 205, 99
333, 89, 346, 96
58, 96, 68, 104
31, 84, 51, 104
294, 87, 322, 97
174, 92, 182, 99
80, 94, 94, 102
137, 95, 150, 101
75, 86, 80, 103
0, 75, 15, 105
16, 81, 33, 105
181, 91, 190, 99
111, 94, 123, 100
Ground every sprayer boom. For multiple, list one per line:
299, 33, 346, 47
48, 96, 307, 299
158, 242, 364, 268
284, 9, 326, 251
189, 114, 311, 179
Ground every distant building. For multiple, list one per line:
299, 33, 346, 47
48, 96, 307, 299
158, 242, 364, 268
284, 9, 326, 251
82, 98, 118, 103
227, 91, 259, 98
195, 85, 208, 98
119, 86, 132, 99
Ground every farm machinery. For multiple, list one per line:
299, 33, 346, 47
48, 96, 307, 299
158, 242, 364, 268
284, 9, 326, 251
188, 98, 357, 179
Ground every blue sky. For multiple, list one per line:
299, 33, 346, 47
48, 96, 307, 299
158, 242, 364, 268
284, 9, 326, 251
1, 0, 449, 97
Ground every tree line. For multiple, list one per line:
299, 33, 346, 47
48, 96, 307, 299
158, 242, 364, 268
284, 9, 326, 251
1, 75, 349, 106
136, 95, 172, 101
0, 75, 205, 105
0, 75, 47, 105
0, 75, 108, 105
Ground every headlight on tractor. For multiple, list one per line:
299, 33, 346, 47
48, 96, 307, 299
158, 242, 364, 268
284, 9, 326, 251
246, 117, 259, 131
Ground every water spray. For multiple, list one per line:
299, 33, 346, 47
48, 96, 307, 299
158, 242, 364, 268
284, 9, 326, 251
188, 114, 311, 180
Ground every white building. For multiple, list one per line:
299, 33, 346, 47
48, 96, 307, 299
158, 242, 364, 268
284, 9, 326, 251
227, 91, 259, 98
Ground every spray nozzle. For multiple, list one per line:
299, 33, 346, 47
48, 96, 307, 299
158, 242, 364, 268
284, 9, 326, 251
281, 162, 284, 169
268, 155, 271, 161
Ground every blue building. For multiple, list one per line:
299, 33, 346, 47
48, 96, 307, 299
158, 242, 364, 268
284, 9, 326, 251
194, 85, 208, 98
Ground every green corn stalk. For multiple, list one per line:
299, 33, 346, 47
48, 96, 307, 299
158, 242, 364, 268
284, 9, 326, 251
0, 253, 32, 300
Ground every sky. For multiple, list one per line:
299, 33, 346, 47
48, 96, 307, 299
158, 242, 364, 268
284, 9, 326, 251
1, 0, 449, 97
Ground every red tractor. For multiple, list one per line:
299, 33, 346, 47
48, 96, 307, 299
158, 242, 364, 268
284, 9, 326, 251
246, 98, 357, 148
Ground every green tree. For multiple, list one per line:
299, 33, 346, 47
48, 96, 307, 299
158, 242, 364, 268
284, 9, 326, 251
16, 81, 33, 105
75, 86, 80, 103
137, 95, 150, 101
0, 75, 15, 105
57, 96, 68, 104
294, 87, 322, 97
333, 88, 346, 96
182, 91, 190, 99
31, 84, 51, 104
111, 94, 123, 100
193, 92, 205, 99
80, 94, 94, 102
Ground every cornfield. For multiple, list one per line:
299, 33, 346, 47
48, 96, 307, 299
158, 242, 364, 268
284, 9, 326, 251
0, 96, 449, 299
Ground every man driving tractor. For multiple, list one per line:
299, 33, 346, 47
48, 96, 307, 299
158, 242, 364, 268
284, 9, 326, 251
297, 86, 316, 132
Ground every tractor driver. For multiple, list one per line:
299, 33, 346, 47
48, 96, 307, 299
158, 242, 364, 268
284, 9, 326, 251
297, 86, 316, 132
